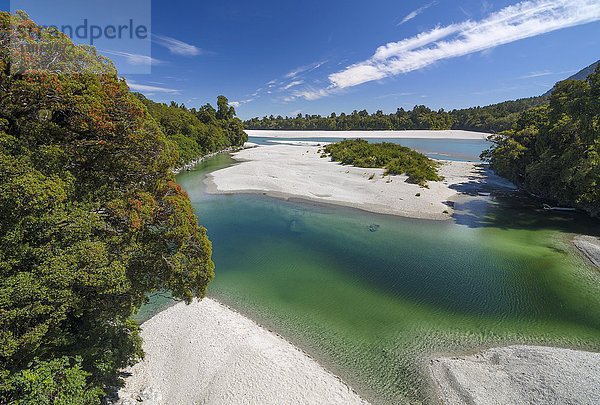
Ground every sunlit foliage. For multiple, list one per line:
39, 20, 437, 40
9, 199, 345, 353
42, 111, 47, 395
0, 12, 215, 401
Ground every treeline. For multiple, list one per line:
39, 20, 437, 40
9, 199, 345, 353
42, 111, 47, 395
484, 67, 600, 217
1, 12, 215, 402
137, 94, 247, 167
324, 139, 441, 186
246, 105, 455, 131
245, 97, 546, 134
451, 96, 545, 133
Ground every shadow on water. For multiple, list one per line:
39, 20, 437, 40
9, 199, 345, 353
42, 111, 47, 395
445, 165, 600, 237
452, 192, 600, 237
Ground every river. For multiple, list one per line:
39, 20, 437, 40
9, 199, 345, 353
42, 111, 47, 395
142, 139, 600, 404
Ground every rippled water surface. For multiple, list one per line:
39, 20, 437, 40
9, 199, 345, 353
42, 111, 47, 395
150, 151, 600, 404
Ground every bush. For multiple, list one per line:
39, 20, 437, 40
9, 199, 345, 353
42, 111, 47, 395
324, 139, 441, 186
0, 357, 102, 404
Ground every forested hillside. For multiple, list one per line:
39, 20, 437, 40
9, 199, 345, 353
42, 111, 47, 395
246, 105, 455, 131
449, 95, 545, 133
245, 99, 548, 133
0, 12, 217, 402
484, 66, 600, 217
138, 94, 247, 167
244, 101, 544, 133
543, 60, 600, 96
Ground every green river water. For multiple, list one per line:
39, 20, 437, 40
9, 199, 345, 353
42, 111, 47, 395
142, 151, 600, 404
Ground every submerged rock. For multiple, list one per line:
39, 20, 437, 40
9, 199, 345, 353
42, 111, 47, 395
368, 224, 380, 232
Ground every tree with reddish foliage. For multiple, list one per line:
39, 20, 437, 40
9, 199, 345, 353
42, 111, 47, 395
0, 12, 214, 402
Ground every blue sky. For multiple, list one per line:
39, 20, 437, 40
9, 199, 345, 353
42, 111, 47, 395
5, 0, 600, 119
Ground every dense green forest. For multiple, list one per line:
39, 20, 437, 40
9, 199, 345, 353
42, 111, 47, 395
0, 12, 223, 402
245, 97, 546, 133
484, 66, 600, 217
138, 94, 247, 167
324, 139, 441, 186
246, 106, 454, 131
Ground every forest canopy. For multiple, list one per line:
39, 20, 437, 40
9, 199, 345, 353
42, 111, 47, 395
138, 94, 247, 167
245, 97, 546, 134
483, 67, 600, 217
324, 139, 442, 186
0, 11, 228, 402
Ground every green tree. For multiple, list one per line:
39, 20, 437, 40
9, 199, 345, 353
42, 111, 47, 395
216, 95, 234, 120
0, 11, 215, 401
485, 68, 600, 216
136, 94, 247, 167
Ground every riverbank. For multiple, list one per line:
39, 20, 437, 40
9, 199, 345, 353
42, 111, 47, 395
574, 235, 600, 269
246, 129, 490, 139
205, 144, 515, 220
429, 345, 600, 404
172, 141, 261, 174
172, 148, 240, 175
116, 299, 367, 405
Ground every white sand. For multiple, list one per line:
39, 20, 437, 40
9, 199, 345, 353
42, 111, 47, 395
429, 345, 600, 405
266, 140, 330, 146
116, 299, 367, 405
246, 129, 490, 139
206, 145, 515, 220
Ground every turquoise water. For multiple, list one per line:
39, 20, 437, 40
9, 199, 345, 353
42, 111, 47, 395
249, 136, 491, 162
137, 149, 600, 403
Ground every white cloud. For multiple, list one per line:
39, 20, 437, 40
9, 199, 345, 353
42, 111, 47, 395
153, 35, 202, 56
102, 50, 164, 66
126, 79, 180, 94
518, 70, 553, 79
398, 1, 438, 26
517, 69, 577, 79
230, 98, 255, 108
285, 61, 326, 79
299, 0, 600, 100
293, 88, 338, 101
375, 92, 414, 99
282, 80, 304, 90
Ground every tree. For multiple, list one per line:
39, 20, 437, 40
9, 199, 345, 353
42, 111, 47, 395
135, 94, 248, 166
216, 95, 234, 120
243, 94, 547, 133
485, 67, 600, 216
0, 11, 215, 401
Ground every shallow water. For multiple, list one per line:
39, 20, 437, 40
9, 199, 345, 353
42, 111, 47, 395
144, 150, 600, 404
249, 136, 491, 162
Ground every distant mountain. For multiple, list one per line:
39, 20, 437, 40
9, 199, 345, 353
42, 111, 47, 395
440, 59, 599, 132
543, 59, 599, 96
565, 59, 600, 81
